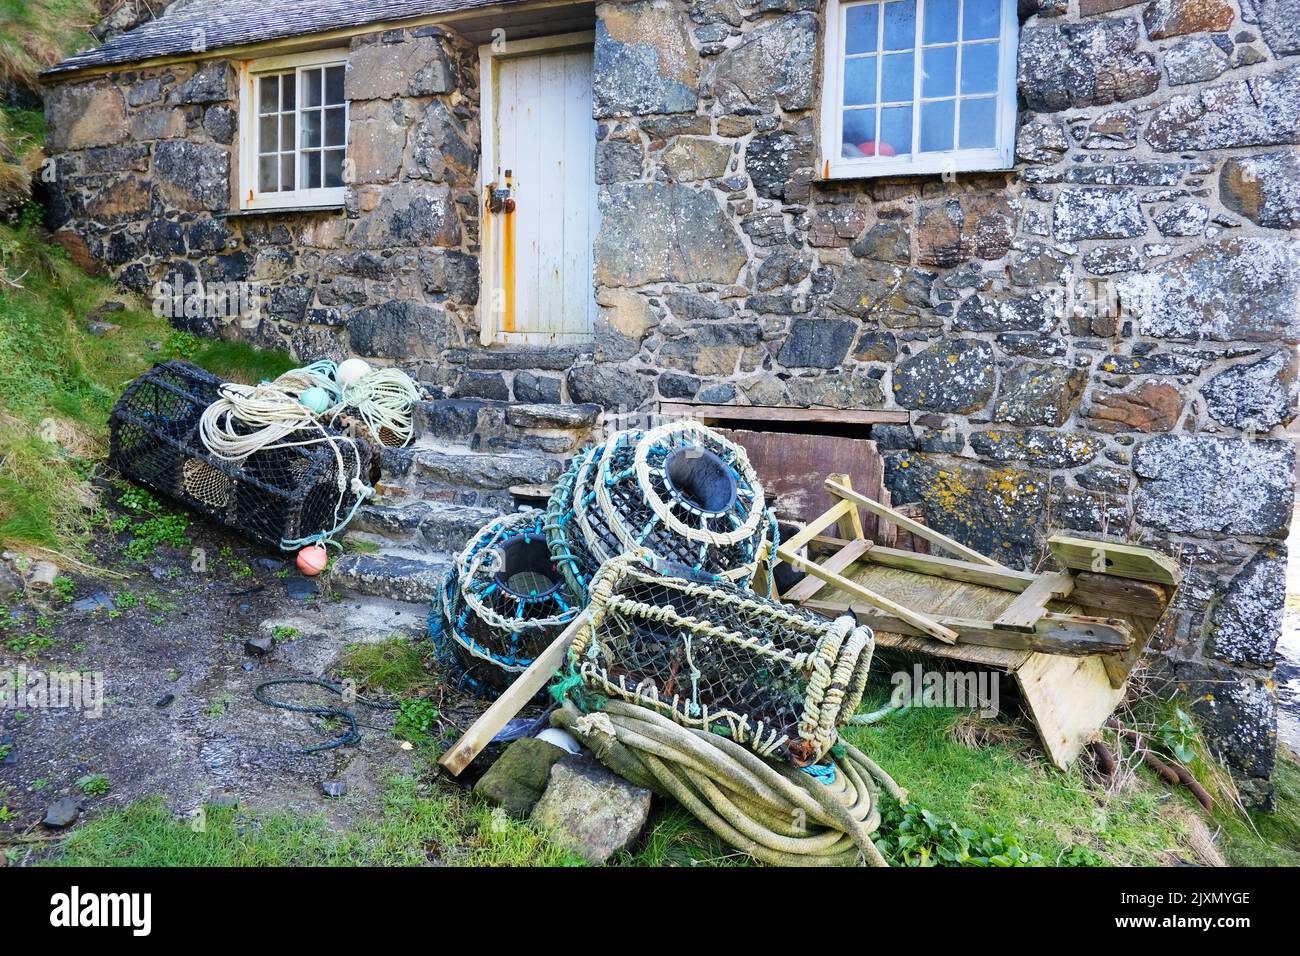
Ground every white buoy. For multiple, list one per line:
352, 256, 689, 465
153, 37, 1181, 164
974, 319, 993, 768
336, 358, 372, 388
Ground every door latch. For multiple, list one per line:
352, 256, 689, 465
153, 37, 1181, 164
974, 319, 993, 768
488, 184, 515, 214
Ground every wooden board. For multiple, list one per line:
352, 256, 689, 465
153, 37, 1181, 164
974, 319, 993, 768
1015, 652, 1125, 770
1048, 534, 1182, 586
659, 403, 909, 426
717, 428, 886, 540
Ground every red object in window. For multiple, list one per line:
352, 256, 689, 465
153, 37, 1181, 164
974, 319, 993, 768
858, 141, 897, 157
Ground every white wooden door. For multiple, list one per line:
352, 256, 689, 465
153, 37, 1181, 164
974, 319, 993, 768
482, 37, 597, 345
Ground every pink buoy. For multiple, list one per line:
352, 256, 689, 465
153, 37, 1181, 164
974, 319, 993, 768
296, 544, 329, 576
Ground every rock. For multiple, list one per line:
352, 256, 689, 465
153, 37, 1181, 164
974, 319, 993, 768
155, 694, 175, 708
755, 250, 813, 291
660, 136, 731, 181
166, 61, 230, 105
1084, 381, 1184, 433
411, 99, 476, 183
514, 371, 563, 404
475, 738, 568, 818
785, 370, 885, 410
420, 250, 479, 304
1053, 188, 1146, 241
1210, 548, 1287, 667
968, 430, 1098, 468
1015, 120, 1069, 164
348, 300, 449, 360
851, 221, 911, 263
1256, 0, 1300, 55
244, 635, 274, 656
345, 34, 455, 99
706, 12, 818, 112
285, 575, 320, 601
321, 779, 348, 798
44, 81, 127, 150
778, 318, 857, 369
1220, 149, 1300, 229
530, 755, 652, 864
892, 339, 996, 414
347, 181, 460, 248
955, 289, 1061, 334
1154, 202, 1209, 237
72, 591, 114, 613
0, 562, 21, 601
1164, 36, 1229, 85
152, 140, 230, 211
1017, 19, 1158, 112
659, 322, 761, 376
347, 99, 407, 183
594, 1, 699, 116
454, 371, 509, 401
1146, 65, 1300, 151
917, 195, 1015, 266
1133, 435, 1295, 537
1083, 109, 1138, 150
994, 363, 1088, 426
1116, 237, 1300, 343
1143, 0, 1234, 40
595, 183, 746, 286
43, 798, 80, 829
566, 363, 653, 409
1200, 349, 1298, 433
746, 130, 804, 200
26, 561, 58, 589
596, 141, 643, 183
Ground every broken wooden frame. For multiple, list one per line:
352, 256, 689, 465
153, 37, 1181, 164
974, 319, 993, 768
769, 475, 1181, 769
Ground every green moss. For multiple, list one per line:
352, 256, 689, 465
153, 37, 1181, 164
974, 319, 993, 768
336, 638, 430, 697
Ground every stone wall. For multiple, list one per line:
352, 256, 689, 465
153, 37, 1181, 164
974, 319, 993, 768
41, 0, 1300, 801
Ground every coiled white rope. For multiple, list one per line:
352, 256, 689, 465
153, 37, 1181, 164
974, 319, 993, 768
337, 366, 421, 447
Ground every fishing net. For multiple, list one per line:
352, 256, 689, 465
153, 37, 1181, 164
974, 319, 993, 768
545, 421, 775, 600
559, 552, 876, 767
432, 510, 582, 696
109, 361, 372, 551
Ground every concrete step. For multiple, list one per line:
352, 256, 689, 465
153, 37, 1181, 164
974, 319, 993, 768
379, 443, 563, 511
350, 499, 502, 552
328, 551, 452, 603
416, 398, 602, 455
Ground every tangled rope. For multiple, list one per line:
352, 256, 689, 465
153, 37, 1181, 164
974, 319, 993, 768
253, 678, 400, 753
337, 366, 421, 447
553, 699, 904, 866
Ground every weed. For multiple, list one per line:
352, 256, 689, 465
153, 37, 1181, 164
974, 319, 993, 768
52, 576, 74, 602
78, 773, 110, 797
394, 699, 439, 743
271, 625, 299, 641
6, 633, 54, 656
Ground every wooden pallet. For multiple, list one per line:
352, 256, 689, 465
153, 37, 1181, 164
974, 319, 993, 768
769, 475, 1180, 770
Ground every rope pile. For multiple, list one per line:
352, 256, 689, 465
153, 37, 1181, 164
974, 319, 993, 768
545, 420, 776, 600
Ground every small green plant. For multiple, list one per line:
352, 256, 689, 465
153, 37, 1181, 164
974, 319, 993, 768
78, 773, 110, 797
1157, 706, 1200, 765
114, 592, 138, 610
271, 625, 300, 641
873, 799, 1041, 867
0, 805, 13, 823
5, 633, 54, 656
394, 699, 439, 743
52, 576, 75, 602
32, 777, 49, 791
0, 743, 12, 761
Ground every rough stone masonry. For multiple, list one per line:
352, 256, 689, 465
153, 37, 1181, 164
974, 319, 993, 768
41, 0, 1300, 803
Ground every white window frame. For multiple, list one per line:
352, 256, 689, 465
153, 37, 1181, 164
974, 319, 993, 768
236, 49, 350, 212
820, 0, 1019, 180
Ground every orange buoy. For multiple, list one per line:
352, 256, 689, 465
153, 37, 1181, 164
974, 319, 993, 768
296, 544, 329, 576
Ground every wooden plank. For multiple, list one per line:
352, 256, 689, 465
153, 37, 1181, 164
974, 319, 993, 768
781, 537, 872, 604
1068, 572, 1169, 619
713, 431, 884, 538
993, 571, 1075, 631
1048, 534, 1182, 586
659, 402, 910, 425
810, 536, 1038, 592
1015, 652, 1125, 770
825, 478, 1008, 570
802, 599, 1131, 656
828, 472, 868, 541
786, 552, 960, 644
781, 499, 854, 555
437, 613, 586, 776
875, 630, 1028, 670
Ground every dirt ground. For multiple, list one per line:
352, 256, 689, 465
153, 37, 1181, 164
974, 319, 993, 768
0, 480, 487, 845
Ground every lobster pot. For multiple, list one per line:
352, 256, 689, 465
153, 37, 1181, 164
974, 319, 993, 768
433, 511, 581, 696
569, 553, 876, 767
545, 421, 772, 600
109, 361, 372, 551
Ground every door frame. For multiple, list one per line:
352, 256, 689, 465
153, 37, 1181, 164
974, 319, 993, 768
478, 30, 597, 346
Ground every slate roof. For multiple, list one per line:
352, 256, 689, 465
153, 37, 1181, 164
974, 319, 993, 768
45, 0, 524, 76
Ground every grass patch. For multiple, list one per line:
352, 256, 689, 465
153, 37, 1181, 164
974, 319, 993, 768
335, 638, 430, 697
0, 1, 97, 91
1216, 749, 1300, 867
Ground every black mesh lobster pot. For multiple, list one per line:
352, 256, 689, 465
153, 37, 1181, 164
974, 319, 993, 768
109, 361, 372, 551
433, 510, 581, 696
545, 420, 773, 600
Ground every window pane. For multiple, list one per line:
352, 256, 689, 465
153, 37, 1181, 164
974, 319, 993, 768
883, 0, 916, 50
280, 154, 295, 191
845, 3, 879, 53
304, 67, 323, 108
280, 114, 295, 149
258, 75, 278, 113
924, 0, 958, 44
880, 51, 914, 102
922, 45, 956, 97
325, 106, 347, 146
258, 155, 278, 192
259, 114, 278, 153
324, 149, 346, 188
880, 105, 913, 156
281, 73, 295, 110
841, 109, 877, 157
959, 97, 998, 148
302, 109, 322, 148
961, 41, 999, 94
844, 56, 878, 105
325, 65, 345, 104
920, 99, 955, 151
302, 150, 322, 189
963, 0, 1001, 40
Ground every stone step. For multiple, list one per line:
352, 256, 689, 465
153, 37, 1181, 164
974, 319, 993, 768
416, 398, 602, 455
382, 444, 564, 502
350, 499, 502, 552
328, 552, 452, 604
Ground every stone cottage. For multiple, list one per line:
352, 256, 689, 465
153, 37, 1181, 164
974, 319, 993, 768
40, 0, 1299, 801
